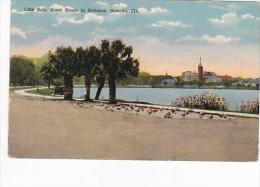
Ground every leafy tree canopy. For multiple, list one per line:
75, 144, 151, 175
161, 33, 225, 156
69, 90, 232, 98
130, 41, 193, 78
10, 56, 36, 86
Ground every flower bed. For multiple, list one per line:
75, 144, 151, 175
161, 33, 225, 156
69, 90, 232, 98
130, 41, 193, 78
172, 92, 228, 111
239, 99, 259, 114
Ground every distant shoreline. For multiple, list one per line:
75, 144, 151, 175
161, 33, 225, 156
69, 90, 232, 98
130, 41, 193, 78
16, 87, 259, 118
73, 85, 259, 90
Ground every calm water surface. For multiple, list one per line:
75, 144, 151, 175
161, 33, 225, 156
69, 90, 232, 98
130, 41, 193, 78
73, 87, 259, 111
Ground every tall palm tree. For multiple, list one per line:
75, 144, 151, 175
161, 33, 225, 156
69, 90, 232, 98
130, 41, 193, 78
48, 46, 76, 100
95, 40, 139, 103
76, 46, 101, 101
95, 40, 111, 100
109, 40, 139, 103
94, 66, 106, 100
87, 46, 101, 101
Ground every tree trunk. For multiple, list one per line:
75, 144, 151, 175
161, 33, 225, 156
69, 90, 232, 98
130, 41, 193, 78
95, 76, 105, 100
64, 75, 73, 100
108, 77, 116, 104
85, 75, 91, 101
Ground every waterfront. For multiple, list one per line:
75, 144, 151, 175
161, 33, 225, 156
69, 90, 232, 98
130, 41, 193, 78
9, 92, 259, 161
74, 87, 259, 111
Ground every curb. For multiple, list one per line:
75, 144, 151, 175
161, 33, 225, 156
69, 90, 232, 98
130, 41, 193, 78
14, 87, 259, 119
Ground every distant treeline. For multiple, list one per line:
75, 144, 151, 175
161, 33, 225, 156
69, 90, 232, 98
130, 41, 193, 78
10, 55, 252, 89
74, 72, 174, 86
10, 55, 174, 87
10, 55, 45, 86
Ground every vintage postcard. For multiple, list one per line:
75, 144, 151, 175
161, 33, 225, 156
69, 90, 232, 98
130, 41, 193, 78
9, 0, 259, 161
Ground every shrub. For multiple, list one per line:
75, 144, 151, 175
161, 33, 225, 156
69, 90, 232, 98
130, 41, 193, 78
172, 92, 228, 111
239, 98, 259, 114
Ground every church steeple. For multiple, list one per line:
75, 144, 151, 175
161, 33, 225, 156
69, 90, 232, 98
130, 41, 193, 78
166, 68, 168, 77
198, 57, 203, 81
199, 56, 202, 67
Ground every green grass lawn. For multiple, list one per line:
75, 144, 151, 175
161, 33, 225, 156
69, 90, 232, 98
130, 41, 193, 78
26, 88, 54, 95
9, 86, 33, 91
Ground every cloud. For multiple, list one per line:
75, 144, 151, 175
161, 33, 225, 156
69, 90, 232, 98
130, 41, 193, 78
209, 13, 240, 26
151, 20, 189, 28
241, 13, 260, 21
10, 27, 27, 39
209, 12, 260, 26
137, 6, 169, 14
49, 3, 72, 10
137, 7, 149, 14
151, 7, 169, 14
113, 3, 128, 9
96, 1, 109, 7
11, 9, 26, 15
241, 13, 255, 20
177, 34, 240, 44
56, 13, 104, 25
49, 3, 64, 9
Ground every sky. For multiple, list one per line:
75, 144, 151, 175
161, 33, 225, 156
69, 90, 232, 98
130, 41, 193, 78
10, 0, 260, 78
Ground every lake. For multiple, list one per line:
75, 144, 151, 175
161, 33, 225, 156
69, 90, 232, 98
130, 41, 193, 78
73, 87, 259, 111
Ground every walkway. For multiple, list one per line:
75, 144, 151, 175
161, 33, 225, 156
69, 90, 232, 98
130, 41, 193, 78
14, 87, 259, 118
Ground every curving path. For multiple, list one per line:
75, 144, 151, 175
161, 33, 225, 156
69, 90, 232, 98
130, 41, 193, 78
14, 87, 259, 118
14, 87, 63, 100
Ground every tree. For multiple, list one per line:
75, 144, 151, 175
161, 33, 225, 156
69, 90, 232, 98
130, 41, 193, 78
95, 40, 111, 100
94, 65, 106, 100
40, 59, 56, 88
10, 56, 36, 86
47, 46, 76, 100
76, 46, 100, 101
97, 40, 139, 103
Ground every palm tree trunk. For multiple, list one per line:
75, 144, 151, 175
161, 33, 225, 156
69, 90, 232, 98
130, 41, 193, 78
95, 76, 105, 100
64, 75, 73, 100
108, 77, 116, 104
85, 75, 91, 101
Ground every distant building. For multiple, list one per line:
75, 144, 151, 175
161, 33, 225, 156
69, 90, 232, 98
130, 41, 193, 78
232, 78, 260, 88
161, 78, 177, 86
180, 58, 234, 84
198, 57, 203, 81
203, 71, 217, 79
175, 76, 182, 82
232, 81, 243, 87
161, 68, 177, 86
182, 71, 198, 82
206, 75, 222, 83
218, 75, 232, 81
